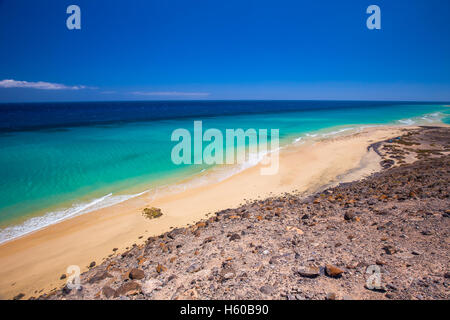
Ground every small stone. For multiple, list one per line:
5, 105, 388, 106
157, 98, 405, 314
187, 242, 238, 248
89, 261, 96, 268
325, 264, 344, 277
168, 274, 177, 282
382, 245, 397, 255
129, 268, 145, 280
297, 266, 320, 278
61, 285, 72, 295
376, 260, 386, 266
13, 293, 25, 300
89, 271, 113, 284
386, 284, 398, 291
259, 285, 274, 295
325, 292, 336, 300
223, 272, 234, 280
203, 236, 214, 244
186, 263, 202, 273
196, 222, 207, 228
60, 274, 67, 280
269, 256, 278, 264
156, 264, 166, 273
102, 285, 116, 298
286, 226, 304, 235
229, 233, 241, 241
344, 212, 355, 221
114, 281, 141, 297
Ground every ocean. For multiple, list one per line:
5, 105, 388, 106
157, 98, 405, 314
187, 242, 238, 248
0, 100, 448, 243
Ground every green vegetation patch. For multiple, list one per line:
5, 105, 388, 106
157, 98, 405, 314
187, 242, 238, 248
142, 207, 163, 219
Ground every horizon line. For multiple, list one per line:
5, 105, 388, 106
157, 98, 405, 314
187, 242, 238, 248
1, 98, 450, 105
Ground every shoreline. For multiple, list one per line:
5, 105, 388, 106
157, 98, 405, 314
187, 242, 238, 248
1, 109, 447, 244
0, 124, 441, 299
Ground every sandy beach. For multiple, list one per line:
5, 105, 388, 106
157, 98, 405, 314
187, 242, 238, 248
0, 125, 412, 299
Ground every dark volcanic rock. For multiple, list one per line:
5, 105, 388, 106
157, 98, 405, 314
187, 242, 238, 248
129, 268, 145, 280
13, 293, 25, 300
114, 281, 141, 297
344, 211, 355, 221
229, 233, 241, 241
102, 286, 116, 298
89, 271, 113, 284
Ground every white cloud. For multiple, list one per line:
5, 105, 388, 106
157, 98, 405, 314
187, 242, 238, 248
132, 91, 210, 97
0, 79, 88, 90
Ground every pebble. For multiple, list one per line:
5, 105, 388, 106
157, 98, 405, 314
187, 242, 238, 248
229, 233, 241, 241
186, 263, 202, 273
102, 286, 116, 298
129, 268, 145, 280
114, 281, 141, 297
297, 266, 320, 278
382, 245, 397, 255
325, 292, 336, 300
325, 265, 344, 277
259, 285, 274, 295
344, 212, 355, 221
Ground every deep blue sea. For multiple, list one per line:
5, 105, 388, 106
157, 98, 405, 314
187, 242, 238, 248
0, 100, 448, 243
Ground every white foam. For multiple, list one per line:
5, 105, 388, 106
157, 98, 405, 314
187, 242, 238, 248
0, 189, 149, 244
397, 112, 444, 126
398, 119, 416, 125
320, 127, 353, 137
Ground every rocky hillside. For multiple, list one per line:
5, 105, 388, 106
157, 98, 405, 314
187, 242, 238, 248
37, 126, 449, 300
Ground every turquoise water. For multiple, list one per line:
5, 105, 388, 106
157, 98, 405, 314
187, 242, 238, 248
0, 101, 448, 242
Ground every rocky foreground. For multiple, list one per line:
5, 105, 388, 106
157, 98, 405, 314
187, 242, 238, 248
39, 126, 449, 300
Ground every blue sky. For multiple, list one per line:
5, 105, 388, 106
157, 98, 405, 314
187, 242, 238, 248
0, 0, 449, 102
